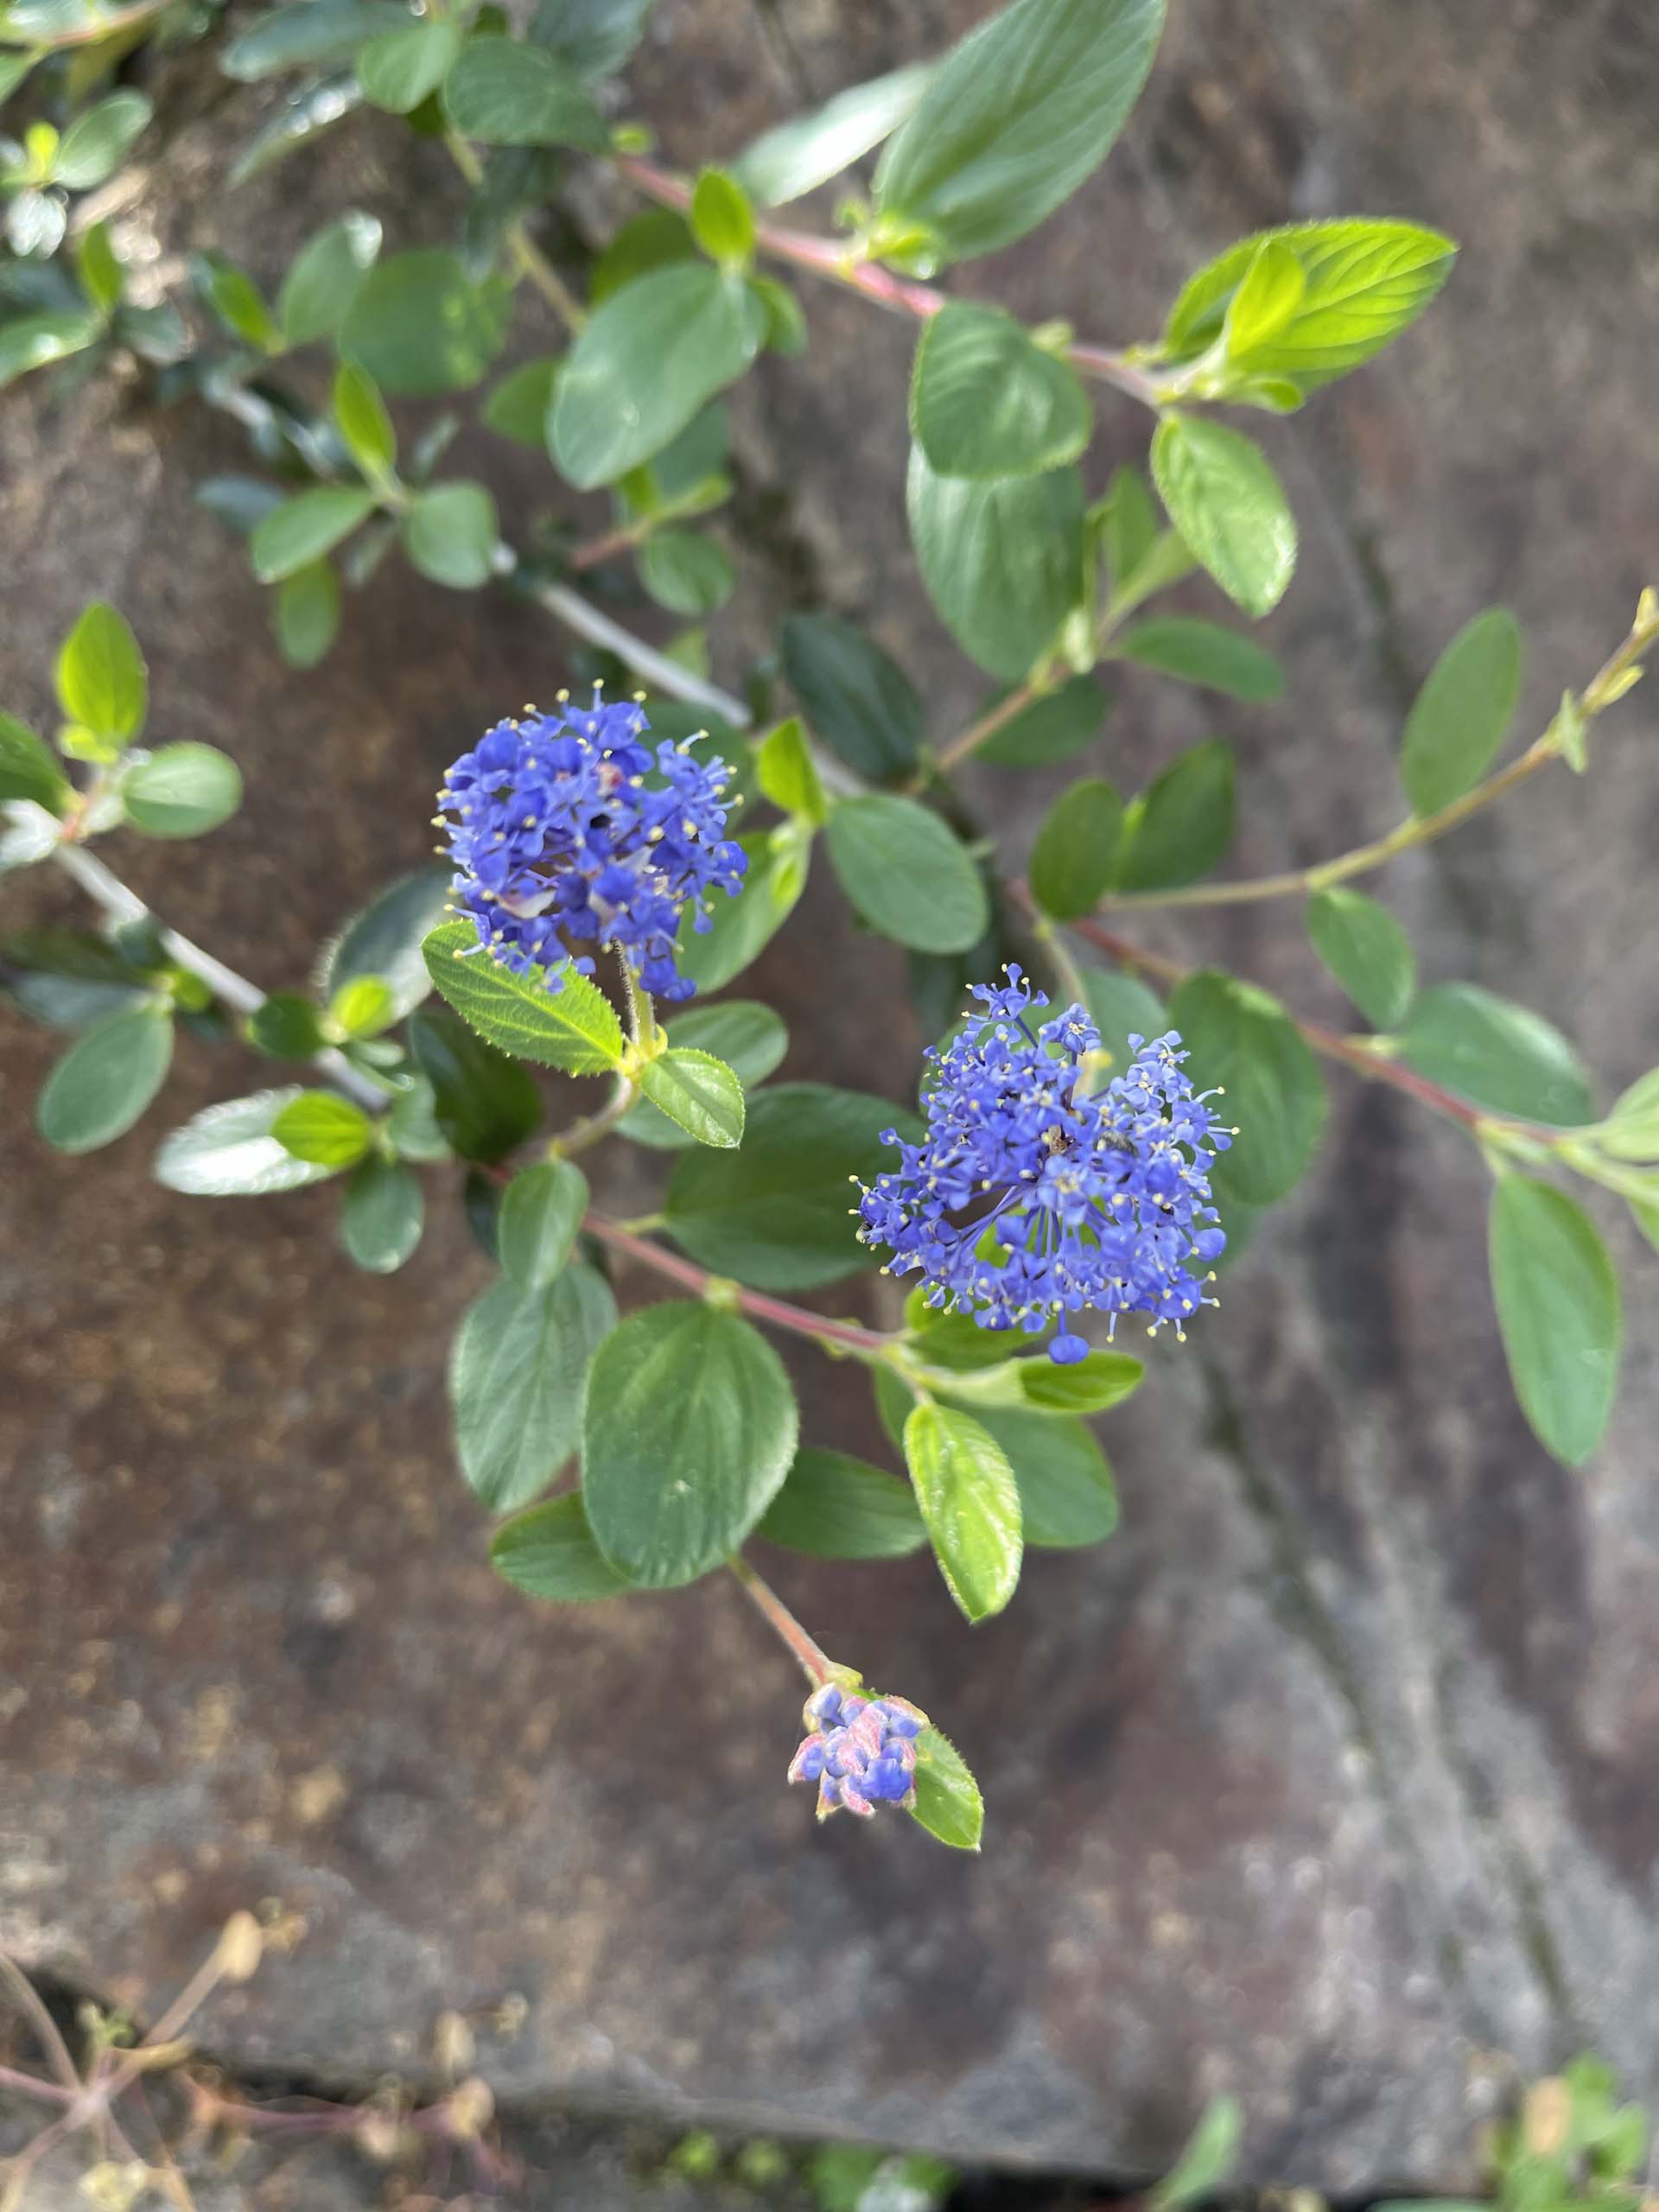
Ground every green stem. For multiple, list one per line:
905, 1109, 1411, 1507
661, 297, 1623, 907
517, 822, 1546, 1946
444, 132, 586, 333
727, 1552, 836, 1687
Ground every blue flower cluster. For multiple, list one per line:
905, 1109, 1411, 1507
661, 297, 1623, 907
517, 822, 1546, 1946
436, 690, 746, 1001
787, 1683, 928, 1821
857, 967, 1230, 1363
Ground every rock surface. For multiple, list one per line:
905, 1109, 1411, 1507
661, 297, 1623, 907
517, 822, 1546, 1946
4, 0, 1659, 2193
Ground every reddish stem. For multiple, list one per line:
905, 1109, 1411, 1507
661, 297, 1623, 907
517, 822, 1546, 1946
583, 1211, 888, 1355
728, 1554, 836, 1687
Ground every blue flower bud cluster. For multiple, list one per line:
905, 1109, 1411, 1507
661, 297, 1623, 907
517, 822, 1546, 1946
436, 690, 746, 1001
788, 1683, 928, 1821
856, 966, 1230, 1363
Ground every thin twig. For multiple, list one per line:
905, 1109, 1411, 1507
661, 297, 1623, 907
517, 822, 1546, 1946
583, 1211, 890, 1354
727, 1554, 836, 1687
445, 133, 586, 333
0, 1956, 79, 2095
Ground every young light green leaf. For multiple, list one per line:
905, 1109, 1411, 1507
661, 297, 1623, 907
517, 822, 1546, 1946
637, 528, 734, 617
1115, 616, 1283, 702
825, 794, 988, 955
498, 1158, 589, 1288
664, 1082, 914, 1291
1019, 1350, 1142, 1414
908, 1721, 983, 1850
1398, 607, 1522, 817
552, 264, 765, 490
451, 1262, 617, 1510
333, 359, 397, 480
339, 1155, 424, 1271
734, 61, 931, 207
328, 973, 395, 1038
36, 1004, 171, 1154
491, 1492, 636, 1601
271, 1088, 374, 1167
618, 1001, 786, 1149
155, 1086, 342, 1194
122, 744, 242, 839
337, 249, 512, 397
903, 1401, 1022, 1622
403, 481, 499, 589
757, 1448, 927, 1560
1150, 2096, 1243, 2211
251, 486, 377, 583
1028, 777, 1123, 919
690, 167, 754, 268
1222, 239, 1305, 357
673, 823, 809, 996
1305, 887, 1415, 1031
873, 0, 1166, 266
442, 35, 608, 147
278, 210, 382, 346
1111, 740, 1235, 892
194, 251, 282, 353
976, 674, 1107, 768
406, 1006, 541, 1163
55, 601, 146, 747
75, 222, 124, 316
907, 445, 1086, 679
755, 716, 826, 824
422, 917, 625, 1074
1168, 969, 1326, 1207
911, 302, 1091, 479
780, 613, 922, 784
970, 1405, 1118, 1549
1396, 983, 1594, 1128
1151, 413, 1296, 618
582, 1303, 798, 1586
54, 91, 151, 188
0, 715, 70, 813
638, 1047, 746, 1148
1490, 1176, 1621, 1467
357, 14, 460, 110
274, 560, 341, 670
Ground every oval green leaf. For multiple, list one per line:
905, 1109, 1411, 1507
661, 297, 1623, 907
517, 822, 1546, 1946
970, 1405, 1118, 1548
780, 612, 922, 784
251, 486, 377, 583
1168, 969, 1326, 1207
422, 917, 625, 1074
491, 1492, 635, 1601
339, 1155, 424, 1272
1115, 616, 1283, 702
1028, 776, 1123, 919
1398, 607, 1522, 817
1110, 740, 1235, 893
403, 481, 499, 589
1151, 413, 1296, 619
906, 444, 1086, 679
902, 1401, 1022, 1622
122, 744, 243, 839
153, 1086, 339, 1195
638, 1046, 746, 1148
498, 1157, 588, 1287
36, 1005, 171, 1154
1397, 982, 1593, 1128
824, 793, 988, 955
55, 601, 146, 747
757, 1448, 927, 1560
338, 249, 512, 397
911, 302, 1091, 479
619, 1001, 786, 1149
442, 35, 608, 148
1489, 1176, 1621, 1466
450, 1262, 618, 1510
1304, 887, 1416, 1032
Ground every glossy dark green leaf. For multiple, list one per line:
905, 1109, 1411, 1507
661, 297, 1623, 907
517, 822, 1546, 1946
638, 1047, 745, 1148
278, 209, 382, 345
357, 14, 460, 111
1028, 776, 1122, 918
318, 866, 449, 1019
122, 744, 242, 839
339, 1155, 424, 1271
422, 917, 625, 1073
1168, 969, 1325, 1207
906, 445, 1085, 679
36, 1004, 171, 1153
903, 1401, 1022, 1621
55, 601, 145, 746
250, 486, 377, 583
338, 250, 512, 397
825, 794, 988, 955
638, 527, 734, 616
780, 612, 922, 783
734, 61, 931, 207
498, 1157, 588, 1287
757, 1448, 926, 1559
491, 1491, 635, 1600
976, 674, 1107, 767
582, 1302, 798, 1586
222, 0, 406, 79
1396, 983, 1594, 1128
1490, 1176, 1620, 1466
1018, 1349, 1143, 1414
154, 1086, 338, 1194
1151, 413, 1296, 619
970, 1405, 1117, 1548
1116, 616, 1283, 702
247, 991, 327, 1058
1398, 607, 1522, 817
911, 302, 1090, 479
1111, 740, 1235, 893
873, 0, 1165, 265
528, 0, 655, 81
450, 1262, 617, 1510
403, 480, 498, 588
1305, 887, 1416, 1031
407, 1005, 541, 1163
442, 35, 608, 147
909, 1722, 983, 1849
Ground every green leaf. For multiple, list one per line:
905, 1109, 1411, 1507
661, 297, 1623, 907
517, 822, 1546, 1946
333, 359, 396, 480
873, 0, 1166, 266
969, 1405, 1117, 1548
403, 480, 498, 589
1599, 1069, 1659, 1162
498, 1158, 588, 1287
338, 249, 512, 397
1398, 607, 1522, 817
407, 1005, 541, 1163
53, 90, 150, 188
278, 210, 382, 346
780, 613, 922, 784
75, 222, 124, 316
357, 14, 459, 110
1396, 983, 1594, 1128
1116, 616, 1283, 702
481, 355, 561, 446
911, 302, 1091, 479
442, 34, 608, 146
1110, 741, 1236, 894
272, 1087, 373, 1166
529, 0, 654, 80
638, 1047, 746, 1149
1490, 1177, 1621, 1466
339, 1155, 423, 1271
673, 823, 809, 996
36, 1004, 171, 1154
491, 1492, 635, 1600
1162, 219, 1457, 394
0, 714, 69, 812
1028, 776, 1122, 919
907, 445, 1085, 680
902, 1401, 1022, 1622
247, 991, 327, 1058
421, 917, 625, 1073
194, 251, 282, 352
1150, 2096, 1243, 2211
250, 486, 377, 582
690, 167, 754, 268
1101, 461, 1159, 591
451, 1262, 617, 1510
1305, 887, 1415, 1031
637, 527, 734, 617
825, 794, 988, 955
908, 1722, 984, 1850
1151, 413, 1296, 618
619, 1001, 786, 1149
755, 716, 826, 825
664, 1082, 913, 1290
273, 560, 341, 669
550, 263, 765, 490
54, 601, 145, 746
1019, 1350, 1143, 1414
1080, 964, 1167, 1072
976, 674, 1107, 768
756, 1448, 926, 1560
1169, 969, 1326, 1206
319, 866, 449, 1020
582, 1302, 798, 1586
0, 308, 101, 389
588, 208, 696, 304
734, 61, 931, 207
122, 744, 242, 839
1223, 238, 1305, 357
154, 1086, 339, 1194
221, 0, 407, 78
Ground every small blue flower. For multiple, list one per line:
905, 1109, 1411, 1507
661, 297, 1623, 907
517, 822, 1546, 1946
856, 965, 1231, 1361
787, 1683, 929, 1821
435, 688, 746, 1001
